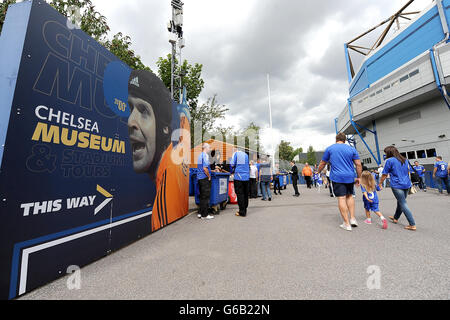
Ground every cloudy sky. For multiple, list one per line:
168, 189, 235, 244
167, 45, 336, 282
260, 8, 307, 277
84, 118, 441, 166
93, 0, 431, 152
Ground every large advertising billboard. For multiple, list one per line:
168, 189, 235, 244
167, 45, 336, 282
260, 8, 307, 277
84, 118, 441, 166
0, 1, 190, 299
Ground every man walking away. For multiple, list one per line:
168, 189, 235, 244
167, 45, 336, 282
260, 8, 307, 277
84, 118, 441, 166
256, 158, 262, 197
378, 165, 386, 188
249, 161, 258, 198
413, 161, 427, 191
326, 164, 334, 197
433, 156, 450, 195
231, 148, 250, 216
302, 163, 313, 189
290, 161, 300, 197
259, 157, 273, 201
317, 133, 362, 231
197, 143, 214, 220
273, 167, 282, 195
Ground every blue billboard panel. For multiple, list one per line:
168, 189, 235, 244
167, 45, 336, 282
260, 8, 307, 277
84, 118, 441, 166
0, 1, 190, 299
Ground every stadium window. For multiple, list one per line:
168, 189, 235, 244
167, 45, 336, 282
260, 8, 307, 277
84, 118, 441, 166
392, 80, 399, 87
400, 152, 407, 158
384, 85, 391, 90
426, 149, 437, 158
400, 75, 409, 82
417, 150, 426, 159
409, 69, 419, 77
370, 93, 375, 97
407, 151, 416, 159
376, 90, 382, 94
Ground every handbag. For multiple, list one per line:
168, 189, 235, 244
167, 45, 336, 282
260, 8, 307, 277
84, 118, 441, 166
408, 185, 418, 195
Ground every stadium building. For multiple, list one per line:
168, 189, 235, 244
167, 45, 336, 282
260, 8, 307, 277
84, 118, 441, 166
335, 0, 450, 183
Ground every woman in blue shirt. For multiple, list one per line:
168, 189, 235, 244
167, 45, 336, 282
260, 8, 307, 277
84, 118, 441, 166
379, 146, 416, 231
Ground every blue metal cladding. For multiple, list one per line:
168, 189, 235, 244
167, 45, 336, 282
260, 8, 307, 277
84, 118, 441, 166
344, 44, 353, 84
0, 2, 32, 171
349, 67, 368, 98
366, 6, 443, 84
349, 3, 446, 97
444, 0, 450, 27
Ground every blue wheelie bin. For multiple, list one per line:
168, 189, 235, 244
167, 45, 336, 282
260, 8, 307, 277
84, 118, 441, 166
278, 174, 288, 190
189, 168, 197, 196
194, 172, 231, 213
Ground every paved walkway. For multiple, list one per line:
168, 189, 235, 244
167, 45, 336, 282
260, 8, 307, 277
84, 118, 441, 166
19, 185, 450, 300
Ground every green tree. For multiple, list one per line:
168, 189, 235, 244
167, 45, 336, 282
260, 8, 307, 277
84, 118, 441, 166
48, 0, 109, 41
241, 122, 263, 154
278, 140, 295, 161
1, 0, 150, 71
191, 94, 229, 147
211, 124, 235, 142
292, 147, 303, 160
0, 0, 17, 35
104, 32, 151, 71
306, 145, 317, 165
156, 54, 205, 110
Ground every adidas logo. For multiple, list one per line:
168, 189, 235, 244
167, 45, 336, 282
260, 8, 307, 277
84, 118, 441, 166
130, 77, 139, 87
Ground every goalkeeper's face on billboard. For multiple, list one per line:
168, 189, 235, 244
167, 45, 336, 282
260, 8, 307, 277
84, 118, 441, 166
128, 96, 157, 173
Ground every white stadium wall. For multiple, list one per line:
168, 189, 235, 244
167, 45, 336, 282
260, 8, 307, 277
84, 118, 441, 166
355, 97, 450, 168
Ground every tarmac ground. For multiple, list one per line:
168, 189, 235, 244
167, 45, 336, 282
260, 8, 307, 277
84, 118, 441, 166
19, 184, 450, 300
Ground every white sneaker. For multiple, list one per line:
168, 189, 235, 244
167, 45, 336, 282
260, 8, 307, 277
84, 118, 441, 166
202, 215, 215, 220
197, 214, 201, 219
350, 219, 358, 227
340, 223, 352, 231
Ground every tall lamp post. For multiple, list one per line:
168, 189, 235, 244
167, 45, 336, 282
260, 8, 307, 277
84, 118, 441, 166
168, 0, 185, 101
267, 74, 275, 172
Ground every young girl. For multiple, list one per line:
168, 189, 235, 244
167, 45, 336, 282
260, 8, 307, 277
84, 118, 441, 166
361, 171, 388, 229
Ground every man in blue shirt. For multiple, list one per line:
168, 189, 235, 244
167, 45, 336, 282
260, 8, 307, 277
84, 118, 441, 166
256, 158, 262, 197
317, 133, 363, 231
197, 143, 214, 220
433, 156, 450, 195
259, 156, 273, 201
230, 148, 250, 217
413, 161, 427, 191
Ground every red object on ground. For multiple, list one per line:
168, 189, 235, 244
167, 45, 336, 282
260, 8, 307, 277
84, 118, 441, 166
228, 181, 238, 204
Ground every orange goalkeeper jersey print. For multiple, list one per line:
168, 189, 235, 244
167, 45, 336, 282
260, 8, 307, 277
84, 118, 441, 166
151, 116, 190, 232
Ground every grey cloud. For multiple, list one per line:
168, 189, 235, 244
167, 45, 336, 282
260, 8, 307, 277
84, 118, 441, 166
93, 0, 424, 150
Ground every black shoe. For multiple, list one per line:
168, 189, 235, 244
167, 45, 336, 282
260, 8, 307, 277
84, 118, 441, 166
261, 198, 267, 201
269, 198, 272, 201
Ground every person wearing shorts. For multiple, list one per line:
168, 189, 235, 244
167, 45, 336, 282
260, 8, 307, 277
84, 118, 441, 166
317, 133, 362, 231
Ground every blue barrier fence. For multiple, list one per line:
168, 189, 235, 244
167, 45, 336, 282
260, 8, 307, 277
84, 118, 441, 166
424, 172, 449, 190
